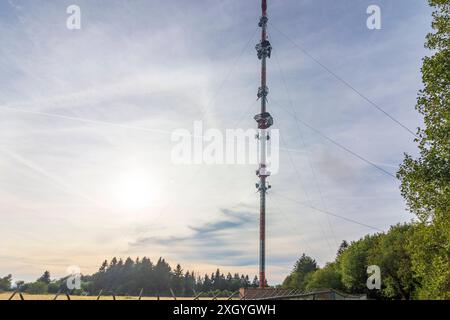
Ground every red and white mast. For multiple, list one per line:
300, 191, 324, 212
254, 0, 273, 289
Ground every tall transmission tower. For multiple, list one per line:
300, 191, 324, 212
254, 0, 273, 289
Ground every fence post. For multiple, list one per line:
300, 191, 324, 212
193, 292, 203, 300
8, 291, 25, 301
170, 288, 177, 301
96, 289, 103, 300
138, 288, 144, 300
8, 291, 17, 300
211, 292, 220, 301
53, 290, 60, 301
227, 292, 237, 301
53, 290, 71, 300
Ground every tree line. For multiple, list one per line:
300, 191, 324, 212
283, 224, 421, 299
0, 258, 260, 297
283, 0, 448, 300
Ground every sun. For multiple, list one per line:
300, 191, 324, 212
112, 172, 157, 211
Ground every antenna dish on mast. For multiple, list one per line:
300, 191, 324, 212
256, 40, 272, 59
254, 112, 274, 129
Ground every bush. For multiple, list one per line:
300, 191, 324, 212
0, 275, 12, 292
305, 263, 343, 291
24, 281, 48, 294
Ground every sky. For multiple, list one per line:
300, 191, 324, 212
0, 0, 433, 285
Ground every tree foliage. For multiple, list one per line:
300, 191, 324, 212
38, 271, 51, 284
283, 224, 420, 299
305, 263, 342, 292
397, 0, 449, 299
24, 281, 49, 294
0, 274, 12, 292
368, 224, 416, 299
338, 234, 379, 294
282, 254, 318, 290
13, 257, 258, 297
337, 240, 349, 257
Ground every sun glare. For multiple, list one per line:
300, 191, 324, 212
112, 172, 157, 211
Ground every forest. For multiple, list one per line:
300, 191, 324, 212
0, 258, 260, 297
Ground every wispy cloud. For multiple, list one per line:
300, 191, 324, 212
0, 0, 431, 283
129, 208, 257, 266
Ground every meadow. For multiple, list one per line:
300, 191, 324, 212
0, 292, 232, 301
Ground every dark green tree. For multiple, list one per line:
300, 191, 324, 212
154, 258, 171, 295
251, 276, 259, 288
305, 263, 343, 291
15, 280, 25, 291
139, 257, 155, 294
171, 264, 184, 295
24, 281, 48, 294
338, 235, 379, 294
283, 254, 318, 290
99, 260, 108, 273
38, 271, 51, 284
368, 224, 416, 300
202, 274, 212, 292
109, 257, 118, 268
0, 274, 12, 291
183, 271, 195, 296
244, 275, 250, 288
337, 240, 349, 257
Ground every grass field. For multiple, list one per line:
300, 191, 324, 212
0, 292, 232, 301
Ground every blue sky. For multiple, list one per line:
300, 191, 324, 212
0, 0, 432, 284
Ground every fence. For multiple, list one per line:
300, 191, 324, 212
7, 289, 240, 301
8, 288, 365, 300
240, 288, 366, 300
